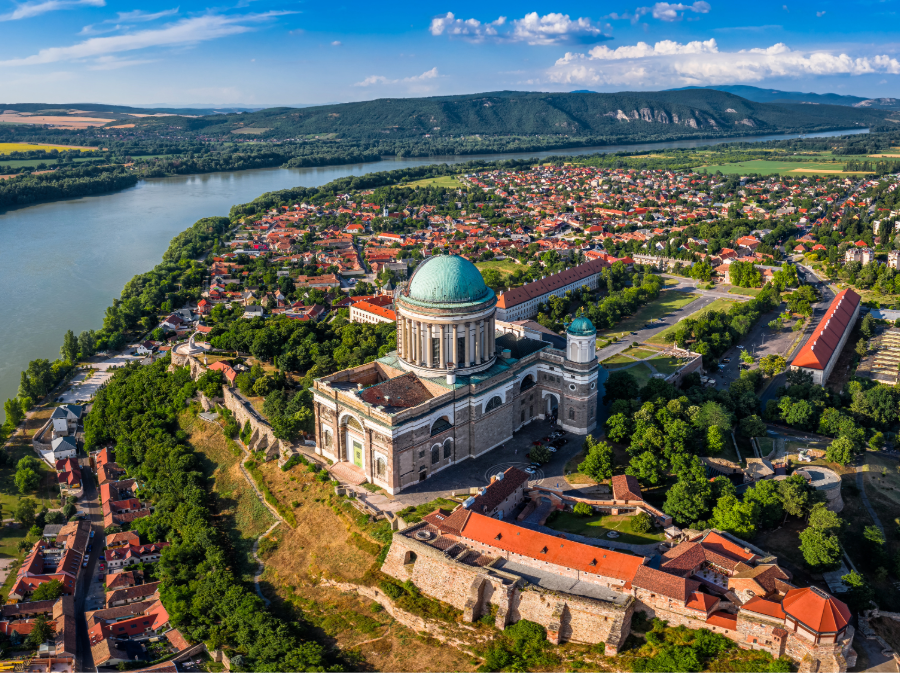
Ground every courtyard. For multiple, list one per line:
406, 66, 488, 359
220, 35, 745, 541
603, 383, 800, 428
542, 511, 665, 546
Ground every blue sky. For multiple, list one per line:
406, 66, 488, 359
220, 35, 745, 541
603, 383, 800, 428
0, 0, 897, 105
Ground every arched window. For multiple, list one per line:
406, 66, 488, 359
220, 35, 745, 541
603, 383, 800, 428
485, 396, 503, 413
520, 375, 535, 393
345, 416, 363, 431
569, 408, 575, 420
375, 456, 387, 479
431, 445, 440, 465
443, 438, 453, 459
431, 416, 453, 436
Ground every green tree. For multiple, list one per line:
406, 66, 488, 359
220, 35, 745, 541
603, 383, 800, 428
577, 437, 615, 482
663, 478, 712, 527
739, 415, 766, 438
860, 313, 876, 338
60, 329, 79, 363
841, 569, 874, 612
808, 503, 842, 534
30, 579, 65, 601
743, 479, 784, 530
603, 370, 638, 404
778, 474, 813, 519
530, 444, 552, 464
62, 503, 77, 520
632, 512, 652, 534
855, 339, 867, 357
706, 426, 726, 455
694, 400, 733, 432
78, 330, 96, 358
15, 468, 40, 494
4, 398, 24, 427
710, 494, 759, 539
15, 497, 37, 526
606, 413, 632, 443
626, 451, 666, 486
798, 527, 842, 571
758, 354, 787, 377
25, 614, 54, 649
573, 502, 592, 516
826, 436, 855, 465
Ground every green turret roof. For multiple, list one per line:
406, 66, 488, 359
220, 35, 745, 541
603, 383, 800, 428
408, 255, 491, 305
567, 316, 596, 336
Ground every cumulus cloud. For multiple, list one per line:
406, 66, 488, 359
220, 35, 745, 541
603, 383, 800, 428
331, 40, 341, 46
355, 67, 439, 87
816, 10, 826, 16
0, 0, 103, 21
646, 1, 711, 21
548, 39, 900, 87
0, 11, 291, 66
430, 11, 608, 44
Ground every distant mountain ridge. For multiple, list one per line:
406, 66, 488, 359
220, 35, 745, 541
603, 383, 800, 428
670, 85, 900, 110
0, 102, 250, 116
122, 89, 893, 140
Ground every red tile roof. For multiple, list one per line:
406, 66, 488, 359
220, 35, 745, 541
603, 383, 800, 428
460, 512, 644, 582
706, 611, 738, 630
697, 531, 758, 565
496, 260, 608, 309
742, 596, 786, 620
791, 289, 860, 370
632, 565, 701, 602
351, 301, 396, 322
611, 474, 642, 501
782, 586, 850, 633
685, 591, 719, 613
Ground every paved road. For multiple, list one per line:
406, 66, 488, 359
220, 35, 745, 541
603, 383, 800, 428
74, 469, 102, 672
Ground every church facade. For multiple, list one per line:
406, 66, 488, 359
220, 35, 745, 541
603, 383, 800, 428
312, 255, 599, 494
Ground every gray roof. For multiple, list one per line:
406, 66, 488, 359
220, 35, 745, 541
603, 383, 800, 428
51, 436, 77, 451
43, 524, 64, 537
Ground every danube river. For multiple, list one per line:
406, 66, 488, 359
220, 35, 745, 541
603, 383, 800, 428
0, 128, 867, 418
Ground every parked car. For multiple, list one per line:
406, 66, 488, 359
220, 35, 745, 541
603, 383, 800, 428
737, 345, 745, 350
551, 438, 568, 448
722, 358, 731, 364
524, 467, 537, 475
89, 531, 95, 538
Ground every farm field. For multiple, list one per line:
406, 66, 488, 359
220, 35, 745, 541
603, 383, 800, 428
0, 157, 100, 169
647, 298, 737, 345
699, 159, 884, 176
402, 175, 461, 189
0, 142, 97, 154
595, 290, 700, 341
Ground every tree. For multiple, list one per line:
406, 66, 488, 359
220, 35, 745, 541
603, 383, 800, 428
664, 478, 711, 526
62, 503, 77, 520
779, 475, 812, 518
606, 413, 632, 443
758, 354, 787, 377
739, 415, 766, 438
78, 330, 96, 358
15, 468, 39, 494
694, 401, 732, 432
626, 450, 666, 486
603, 370, 638, 404
45, 511, 65, 525
855, 339, 867, 357
740, 350, 753, 365
577, 437, 614, 482
60, 330, 79, 363
530, 444, 551, 464
826, 436, 855, 465
573, 502, 592, 516
4, 398, 24, 427
808, 503, 842, 534
25, 614, 54, 649
15, 498, 37, 526
711, 494, 759, 539
30, 579, 65, 601
841, 569, 874, 612
860, 313, 876, 338
798, 527, 842, 570
743, 480, 784, 530
706, 426, 726, 454
632, 512, 652, 533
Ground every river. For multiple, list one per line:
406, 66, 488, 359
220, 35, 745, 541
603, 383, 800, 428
0, 127, 867, 418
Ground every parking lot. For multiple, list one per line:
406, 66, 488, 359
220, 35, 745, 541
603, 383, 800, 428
58, 352, 146, 404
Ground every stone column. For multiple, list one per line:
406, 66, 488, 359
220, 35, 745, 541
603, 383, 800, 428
464, 322, 471, 367
475, 320, 482, 363
439, 324, 446, 369
425, 323, 433, 368
411, 321, 418, 363
452, 323, 459, 367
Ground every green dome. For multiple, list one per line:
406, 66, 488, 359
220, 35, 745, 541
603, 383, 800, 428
408, 255, 491, 305
568, 316, 596, 336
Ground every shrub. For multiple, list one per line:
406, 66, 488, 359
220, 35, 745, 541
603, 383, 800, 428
573, 502, 593, 516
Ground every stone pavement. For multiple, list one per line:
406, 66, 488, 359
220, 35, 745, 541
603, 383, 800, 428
58, 353, 146, 404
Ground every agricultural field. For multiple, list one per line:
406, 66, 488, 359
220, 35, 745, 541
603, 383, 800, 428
646, 298, 737, 345
0, 142, 96, 155
698, 157, 898, 176
401, 175, 461, 189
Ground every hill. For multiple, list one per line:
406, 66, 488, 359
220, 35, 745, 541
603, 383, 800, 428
122, 89, 893, 140
672, 85, 900, 110
0, 102, 236, 117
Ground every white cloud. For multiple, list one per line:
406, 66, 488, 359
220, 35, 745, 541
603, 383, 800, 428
355, 67, 439, 87
0, 11, 291, 66
816, 10, 826, 16
0, 0, 104, 22
88, 55, 156, 69
430, 11, 608, 44
646, 1, 711, 21
331, 40, 341, 46
548, 39, 900, 87
80, 8, 179, 35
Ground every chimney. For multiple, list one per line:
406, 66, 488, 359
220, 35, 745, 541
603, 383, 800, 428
384, 396, 391, 405
357, 383, 363, 390
490, 476, 497, 484
446, 372, 456, 384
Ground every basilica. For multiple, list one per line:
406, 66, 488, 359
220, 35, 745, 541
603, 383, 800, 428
312, 255, 600, 494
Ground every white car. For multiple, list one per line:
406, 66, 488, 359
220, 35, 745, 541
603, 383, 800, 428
736, 345, 745, 350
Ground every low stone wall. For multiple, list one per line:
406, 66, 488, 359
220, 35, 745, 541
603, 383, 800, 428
527, 487, 672, 527
221, 387, 283, 461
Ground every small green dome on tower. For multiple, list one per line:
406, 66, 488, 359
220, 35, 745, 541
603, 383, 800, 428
567, 316, 596, 337
407, 255, 491, 305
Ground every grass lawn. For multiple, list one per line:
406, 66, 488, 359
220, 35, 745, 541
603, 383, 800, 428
180, 412, 275, 578
401, 175, 461, 189
601, 353, 638, 367
647, 298, 737, 345
727, 286, 765, 297
595, 290, 700, 341
545, 511, 664, 546
648, 354, 686, 377
0, 408, 63, 526
756, 437, 775, 456
628, 348, 657, 359
625, 363, 655, 388
475, 259, 523, 278
563, 448, 595, 484
698, 159, 880, 176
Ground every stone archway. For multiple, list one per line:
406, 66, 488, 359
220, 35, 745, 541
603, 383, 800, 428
546, 393, 559, 420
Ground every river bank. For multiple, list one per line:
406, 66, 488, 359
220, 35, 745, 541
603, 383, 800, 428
0, 127, 868, 419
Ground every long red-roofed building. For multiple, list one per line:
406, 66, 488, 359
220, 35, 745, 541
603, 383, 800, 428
790, 288, 861, 385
